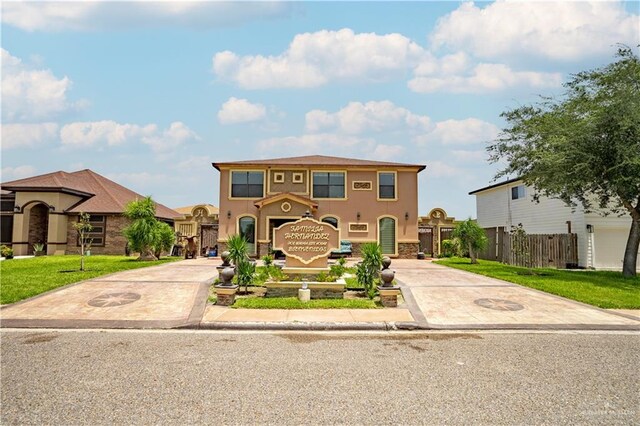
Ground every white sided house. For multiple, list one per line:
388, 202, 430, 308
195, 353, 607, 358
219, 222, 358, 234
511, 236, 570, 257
469, 178, 639, 271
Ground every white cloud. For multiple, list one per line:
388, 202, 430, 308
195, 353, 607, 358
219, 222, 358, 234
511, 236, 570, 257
1, 123, 59, 149
1, 48, 80, 122
213, 28, 425, 89
60, 120, 199, 152
409, 62, 562, 94
60, 120, 156, 147
2, 2, 292, 32
305, 101, 431, 134
141, 122, 200, 153
218, 97, 266, 124
2, 165, 37, 181
415, 118, 499, 146
430, 1, 640, 61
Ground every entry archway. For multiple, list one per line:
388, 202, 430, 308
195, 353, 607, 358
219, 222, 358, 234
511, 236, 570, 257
27, 203, 49, 254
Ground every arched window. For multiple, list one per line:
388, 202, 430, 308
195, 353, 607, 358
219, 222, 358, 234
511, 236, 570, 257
322, 216, 339, 229
378, 217, 396, 255
238, 216, 256, 255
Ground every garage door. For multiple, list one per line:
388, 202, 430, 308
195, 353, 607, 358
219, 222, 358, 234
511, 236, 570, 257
594, 228, 640, 271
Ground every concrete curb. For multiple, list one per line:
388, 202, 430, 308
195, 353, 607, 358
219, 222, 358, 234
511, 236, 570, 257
196, 321, 417, 331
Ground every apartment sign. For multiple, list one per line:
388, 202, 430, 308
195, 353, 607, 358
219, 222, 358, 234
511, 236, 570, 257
273, 218, 339, 265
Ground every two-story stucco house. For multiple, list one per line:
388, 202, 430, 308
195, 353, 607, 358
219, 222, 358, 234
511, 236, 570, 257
212, 155, 426, 258
470, 178, 639, 271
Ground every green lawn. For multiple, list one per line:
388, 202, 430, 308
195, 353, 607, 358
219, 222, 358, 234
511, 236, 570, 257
434, 257, 640, 309
0, 255, 181, 304
232, 297, 378, 309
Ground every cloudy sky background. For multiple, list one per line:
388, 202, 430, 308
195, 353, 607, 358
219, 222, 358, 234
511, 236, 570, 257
2, 1, 639, 218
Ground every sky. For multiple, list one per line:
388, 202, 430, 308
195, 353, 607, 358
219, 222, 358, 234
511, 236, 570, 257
2, 1, 639, 218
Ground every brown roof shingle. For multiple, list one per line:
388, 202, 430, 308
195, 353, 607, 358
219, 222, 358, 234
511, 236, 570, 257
212, 155, 426, 171
2, 169, 179, 220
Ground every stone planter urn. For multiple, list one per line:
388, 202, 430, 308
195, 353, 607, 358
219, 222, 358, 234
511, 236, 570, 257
215, 266, 238, 306
378, 267, 401, 307
381, 256, 392, 270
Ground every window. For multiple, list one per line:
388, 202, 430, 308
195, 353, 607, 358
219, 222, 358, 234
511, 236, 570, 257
511, 185, 525, 200
78, 215, 106, 247
292, 172, 304, 183
238, 216, 256, 255
322, 216, 339, 229
1, 215, 13, 244
378, 172, 396, 199
273, 172, 285, 183
231, 171, 264, 198
313, 172, 345, 198
379, 217, 396, 255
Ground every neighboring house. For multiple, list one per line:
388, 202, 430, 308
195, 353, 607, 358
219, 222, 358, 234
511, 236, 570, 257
212, 155, 426, 258
1, 170, 179, 256
173, 204, 219, 254
418, 208, 460, 256
469, 178, 639, 271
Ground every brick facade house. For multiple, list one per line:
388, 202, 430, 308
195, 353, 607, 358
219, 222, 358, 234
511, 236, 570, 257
1, 169, 179, 256
213, 155, 425, 259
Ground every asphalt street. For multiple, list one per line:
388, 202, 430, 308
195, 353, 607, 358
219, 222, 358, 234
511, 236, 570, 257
1, 330, 638, 425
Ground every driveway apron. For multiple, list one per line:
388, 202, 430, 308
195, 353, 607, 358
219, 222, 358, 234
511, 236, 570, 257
1, 258, 217, 329
394, 260, 640, 330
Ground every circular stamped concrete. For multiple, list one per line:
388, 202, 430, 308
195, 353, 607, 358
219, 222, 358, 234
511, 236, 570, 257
87, 292, 141, 308
474, 298, 524, 311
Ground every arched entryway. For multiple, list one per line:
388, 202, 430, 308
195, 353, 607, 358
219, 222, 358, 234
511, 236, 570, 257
28, 203, 49, 254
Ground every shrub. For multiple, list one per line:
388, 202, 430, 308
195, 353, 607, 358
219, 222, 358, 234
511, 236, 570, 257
262, 254, 274, 267
441, 239, 463, 257
453, 219, 488, 264
123, 197, 160, 260
1, 245, 13, 258
153, 222, 176, 259
357, 242, 383, 299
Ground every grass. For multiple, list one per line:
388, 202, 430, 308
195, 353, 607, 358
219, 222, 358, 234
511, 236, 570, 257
232, 297, 379, 309
0, 255, 181, 304
434, 257, 640, 309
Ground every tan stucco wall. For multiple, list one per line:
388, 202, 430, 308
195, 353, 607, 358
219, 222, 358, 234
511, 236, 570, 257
217, 166, 421, 257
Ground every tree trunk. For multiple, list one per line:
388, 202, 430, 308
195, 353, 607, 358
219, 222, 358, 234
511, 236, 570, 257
469, 242, 477, 264
622, 218, 639, 277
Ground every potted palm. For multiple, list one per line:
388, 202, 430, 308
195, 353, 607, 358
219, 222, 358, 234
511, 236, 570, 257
33, 243, 46, 256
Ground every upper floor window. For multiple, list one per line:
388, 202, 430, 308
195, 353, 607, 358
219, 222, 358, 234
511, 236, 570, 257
231, 171, 264, 198
312, 172, 345, 199
511, 185, 525, 200
378, 172, 396, 199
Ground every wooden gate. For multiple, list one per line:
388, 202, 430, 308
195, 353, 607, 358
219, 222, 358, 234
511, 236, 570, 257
418, 226, 434, 255
200, 224, 218, 254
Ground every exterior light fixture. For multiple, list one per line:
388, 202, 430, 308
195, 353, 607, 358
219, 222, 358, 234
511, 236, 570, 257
586, 224, 594, 233
302, 210, 313, 218
405, 212, 409, 220
13, 205, 20, 213
227, 210, 232, 219
49, 205, 55, 212
356, 212, 361, 221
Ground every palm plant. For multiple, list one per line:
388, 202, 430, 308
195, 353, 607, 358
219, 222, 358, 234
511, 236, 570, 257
226, 234, 248, 267
356, 242, 383, 299
236, 257, 256, 294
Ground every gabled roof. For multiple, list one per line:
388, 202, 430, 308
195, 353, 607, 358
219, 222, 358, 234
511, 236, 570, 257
254, 192, 318, 209
212, 155, 426, 172
2, 169, 179, 220
468, 177, 522, 195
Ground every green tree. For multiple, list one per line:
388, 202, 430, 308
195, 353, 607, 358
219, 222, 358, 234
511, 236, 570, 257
452, 219, 488, 264
73, 212, 92, 271
488, 47, 640, 277
123, 196, 160, 260
153, 222, 176, 259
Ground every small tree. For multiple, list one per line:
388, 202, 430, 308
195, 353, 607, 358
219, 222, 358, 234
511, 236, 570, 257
153, 222, 176, 259
452, 219, 488, 264
123, 196, 159, 260
509, 223, 531, 270
356, 242, 383, 299
73, 212, 93, 271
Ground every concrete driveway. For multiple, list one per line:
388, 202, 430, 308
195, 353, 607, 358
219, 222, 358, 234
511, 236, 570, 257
394, 260, 640, 330
1, 258, 217, 328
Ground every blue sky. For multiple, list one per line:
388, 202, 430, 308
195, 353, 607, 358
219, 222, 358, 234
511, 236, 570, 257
2, 1, 639, 218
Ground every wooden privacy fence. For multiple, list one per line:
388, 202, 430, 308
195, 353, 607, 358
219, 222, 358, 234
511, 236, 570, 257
479, 228, 578, 269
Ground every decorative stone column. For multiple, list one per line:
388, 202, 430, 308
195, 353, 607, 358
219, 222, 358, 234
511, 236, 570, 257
215, 266, 238, 306
378, 265, 401, 308
216, 250, 231, 273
